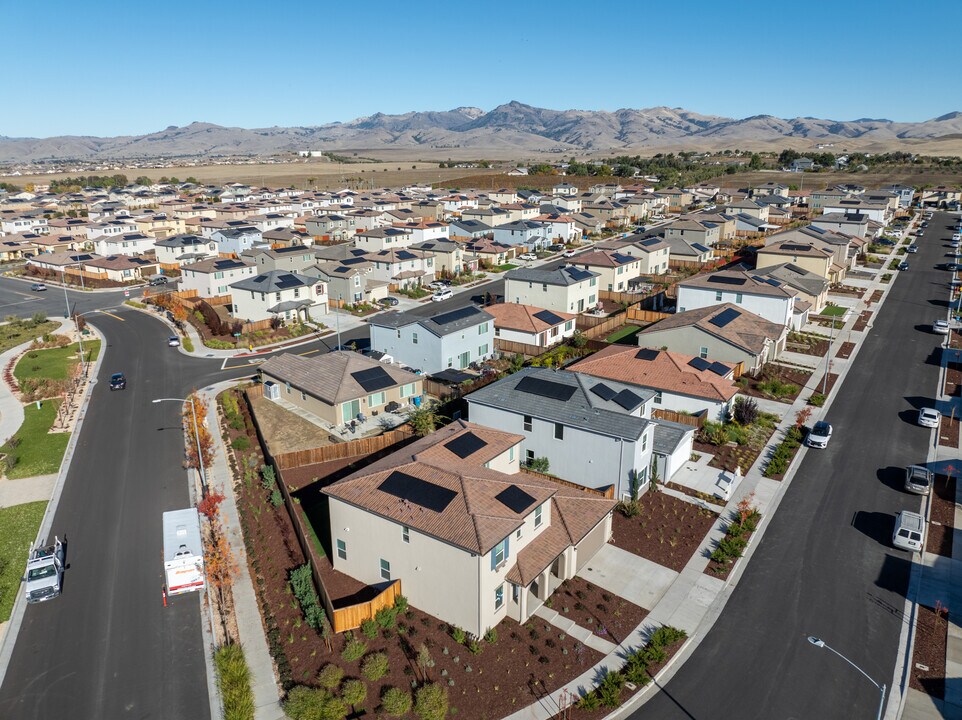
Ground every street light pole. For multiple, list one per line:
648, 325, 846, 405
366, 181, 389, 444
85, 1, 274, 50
153, 396, 206, 496
806, 636, 885, 720
822, 317, 836, 395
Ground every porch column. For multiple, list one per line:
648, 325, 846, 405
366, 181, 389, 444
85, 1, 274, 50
537, 570, 550, 601
517, 584, 527, 621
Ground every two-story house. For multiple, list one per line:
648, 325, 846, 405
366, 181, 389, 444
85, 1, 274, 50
485, 303, 576, 349
240, 245, 318, 273
180, 257, 256, 298
504, 266, 600, 314
211, 227, 266, 256
155, 234, 218, 267
369, 304, 495, 374
354, 227, 416, 252
93, 232, 155, 257
366, 248, 435, 290
230, 270, 328, 323
663, 219, 721, 248
491, 220, 550, 248
676, 269, 799, 329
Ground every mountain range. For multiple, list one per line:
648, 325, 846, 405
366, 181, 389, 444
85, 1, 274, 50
3, 102, 962, 163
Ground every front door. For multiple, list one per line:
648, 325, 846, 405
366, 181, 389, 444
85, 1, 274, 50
459, 351, 470, 369
342, 399, 360, 423
577, 298, 585, 312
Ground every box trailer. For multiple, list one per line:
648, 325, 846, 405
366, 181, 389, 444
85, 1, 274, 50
163, 508, 206, 596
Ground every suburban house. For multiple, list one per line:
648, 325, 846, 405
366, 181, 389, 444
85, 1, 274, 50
532, 214, 577, 242
676, 269, 798, 329
622, 236, 672, 274
504, 266, 600, 314
571, 345, 739, 422
366, 248, 436, 289
180, 257, 256, 298
84, 255, 157, 283
749, 263, 830, 317
460, 207, 511, 228
790, 157, 816, 172
309, 259, 388, 306
86, 218, 138, 241
259, 350, 422, 427
211, 227, 266, 256
637, 303, 786, 376
553, 182, 579, 196
492, 220, 550, 248
305, 214, 356, 243
410, 239, 466, 275
92, 232, 155, 257
768, 224, 856, 272
322, 420, 616, 637
155, 234, 217, 266
369, 305, 495, 374
467, 367, 693, 497
664, 219, 721, 248
811, 212, 869, 239
354, 227, 416, 252
733, 213, 775, 236
571, 250, 642, 292
391, 219, 449, 244
27, 251, 98, 276
448, 219, 494, 239
660, 234, 714, 265
485, 303, 576, 349
570, 212, 606, 237
755, 239, 836, 283
240, 245, 318, 273
230, 270, 328, 323
819, 198, 889, 225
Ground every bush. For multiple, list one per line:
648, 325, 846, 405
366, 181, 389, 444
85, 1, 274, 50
318, 663, 344, 691
375, 606, 398, 629
231, 436, 251, 451
596, 670, 625, 708
289, 564, 326, 631
394, 594, 409, 614
360, 619, 378, 639
381, 687, 413, 717
182, 336, 194, 353
414, 683, 448, 720
270, 488, 283, 508
451, 626, 466, 645
648, 626, 687, 649
808, 392, 826, 407
526, 456, 550, 473
285, 686, 329, 720
483, 627, 497, 644
342, 634, 368, 662
732, 397, 759, 425
342, 679, 367, 708
214, 644, 255, 720
362, 652, 389, 681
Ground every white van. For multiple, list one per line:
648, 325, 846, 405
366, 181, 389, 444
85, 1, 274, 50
892, 510, 925, 552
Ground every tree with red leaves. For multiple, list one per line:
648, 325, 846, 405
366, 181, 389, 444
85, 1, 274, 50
197, 489, 225, 521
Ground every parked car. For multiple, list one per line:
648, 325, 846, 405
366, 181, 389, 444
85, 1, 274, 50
953, 233, 961, 242
806, 421, 833, 449
431, 289, 453, 302
30, 283, 47, 292
517, 253, 537, 261
921, 222, 929, 228
906, 245, 918, 253
898, 261, 909, 271
918, 407, 941, 428
933, 319, 950, 335
109, 372, 127, 390
427, 280, 446, 290
945, 263, 961, 271
167, 336, 181, 347
951, 239, 962, 248
916, 230, 924, 237
548, 244, 565, 252
878, 238, 897, 247
892, 510, 926, 552
904, 465, 933, 495
148, 276, 169, 286
380, 296, 399, 307
563, 249, 577, 258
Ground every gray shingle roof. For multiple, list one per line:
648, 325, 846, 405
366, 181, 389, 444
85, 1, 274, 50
651, 419, 694, 455
504, 265, 599, 286
230, 270, 320, 293
369, 305, 494, 337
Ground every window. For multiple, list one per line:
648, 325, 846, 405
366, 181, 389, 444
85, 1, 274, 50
654, 391, 663, 405
380, 559, 391, 581
285, 381, 291, 394
523, 415, 532, 431
534, 504, 543, 528
368, 391, 385, 407
293, 287, 300, 299
412, 332, 418, 345
642, 432, 648, 452
542, 283, 548, 292
735, 293, 743, 303
478, 322, 488, 334
402, 526, 410, 544
589, 277, 597, 287
354, 275, 360, 287
214, 271, 224, 280
492, 539, 508, 568
508, 445, 515, 462
512, 584, 520, 602
301, 391, 306, 401
336, 539, 347, 560
494, 584, 504, 611
400, 382, 416, 398
526, 449, 534, 464
275, 292, 281, 302
699, 347, 709, 359
397, 329, 401, 339
478, 344, 488, 356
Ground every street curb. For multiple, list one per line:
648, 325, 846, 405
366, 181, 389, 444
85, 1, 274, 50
0, 322, 106, 689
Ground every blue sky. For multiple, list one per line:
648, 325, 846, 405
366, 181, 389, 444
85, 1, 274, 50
4, 0, 961, 137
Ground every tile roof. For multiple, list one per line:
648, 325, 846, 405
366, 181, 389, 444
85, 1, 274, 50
638, 303, 784, 355
484, 303, 575, 333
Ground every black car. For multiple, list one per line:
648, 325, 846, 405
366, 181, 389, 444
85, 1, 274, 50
878, 238, 897, 246
109, 372, 127, 390
380, 297, 399, 307
898, 261, 909, 271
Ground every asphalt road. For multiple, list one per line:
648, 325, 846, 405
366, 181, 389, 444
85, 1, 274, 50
632, 215, 956, 719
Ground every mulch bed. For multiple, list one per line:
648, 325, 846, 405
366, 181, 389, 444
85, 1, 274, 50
926, 475, 956, 558
737, 366, 812, 405
665, 481, 721, 507
611, 494, 718, 573
704, 527, 757, 581
910, 604, 949, 699
546, 576, 648, 643
836, 341, 856, 359
939, 415, 960, 449
853, 310, 872, 332
865, 289, 884, 305
809, 372, 839, 403
945, 362, 962, 397
829, 286, 862, 297
949, 329, 962, 350
786, 335, 829, 357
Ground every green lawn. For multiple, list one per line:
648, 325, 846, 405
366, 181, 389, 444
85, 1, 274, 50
0, 501, 47, 622
0, 320, 59, 355
493, 263, 518, 272
14, 340, 101, 382
1, 400, 69, 479
606, 324, 644, 344
819, 305, 847, 317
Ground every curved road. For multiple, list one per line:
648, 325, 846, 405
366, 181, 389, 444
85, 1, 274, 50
632, 215, 955, 719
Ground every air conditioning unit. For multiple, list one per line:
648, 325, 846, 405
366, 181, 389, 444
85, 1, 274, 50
263, 381, 279, 400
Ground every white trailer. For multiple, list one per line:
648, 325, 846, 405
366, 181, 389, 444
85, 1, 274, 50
162, 508, 206, 596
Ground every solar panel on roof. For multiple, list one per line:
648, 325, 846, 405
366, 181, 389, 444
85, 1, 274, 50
708, 362, 730, 376
612, 389, 643, 411
432, 306, 480, 326
565, 267, 594, 281
688, 357, 711, 371
377, 471, 457, 513
709, 307, 741, 328
590, 382, 617, 401
516, 375, 577, 401
444, 432, 488, 459
351, 367, 396, 392
275, 274, 302, 289
495, 485, 537, 514
640, 237, 661, 246
533, 309, 564, 326
635, 348, 660, 361
765, 278, 782, 287
707, 275, 746, 285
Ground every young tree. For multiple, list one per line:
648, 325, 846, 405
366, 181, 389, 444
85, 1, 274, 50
183, 392, 215, 473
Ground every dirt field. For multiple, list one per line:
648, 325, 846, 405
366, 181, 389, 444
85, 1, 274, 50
247, 393, 333, 454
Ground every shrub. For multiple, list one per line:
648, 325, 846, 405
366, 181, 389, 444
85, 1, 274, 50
231, 436, 251, 451
362, 652, 389, 681
318, 663, 344, 690
342, 634, 368, 662
649, 626, 687, 649
270, 488, 283, 508
414, 683, 448, 720
467, 638, 482, 655
576, 692, 601, 710
483, 627, 497, 644
375, 606, 398, 629
381, 687, 413, 717
260, 464, 276, 490
289, 564, 326, 630
182, 336, 194, 353
732, 397, 759, 425
214, 644, 254, 720
319, 696, 348, 720
618, 499, 640, 518
451, 626, 466, 645
360, 619, 379, 639
342, 679, 367, 708
808, 392, 826, 407
285, 687, 330, 720
596, 671, 624, 708
394, 594, 409, 614
526, 456, 550, 473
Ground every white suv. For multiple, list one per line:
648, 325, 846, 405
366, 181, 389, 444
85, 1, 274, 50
892, 511, 925, 552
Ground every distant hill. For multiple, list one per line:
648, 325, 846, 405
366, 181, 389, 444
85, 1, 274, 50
3, 101, 962, 163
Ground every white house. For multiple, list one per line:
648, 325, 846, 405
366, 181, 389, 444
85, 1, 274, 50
211, 227, 266, 256
365, 248, 435, 289
369, 304, 495, 374
93, 232, 155, 257
504, 265, 600, 314
154, 234, 218, 266
180, 257, 256, 298
354, 227, 416, 252
86, 218, 139, 241
230, 270, 328, 323
322, 420, 616, 637
492, 220, 550, 248
676, 269, 798, 329
485, 303, 577, 348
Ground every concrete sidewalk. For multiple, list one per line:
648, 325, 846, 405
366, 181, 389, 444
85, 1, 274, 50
0, 474, 57, 509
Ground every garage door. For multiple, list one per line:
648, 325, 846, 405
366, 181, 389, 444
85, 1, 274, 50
576, 517, 609, 572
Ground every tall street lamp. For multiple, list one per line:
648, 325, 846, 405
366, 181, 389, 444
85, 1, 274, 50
806, 636, 885, 720
153, 396, 206, 495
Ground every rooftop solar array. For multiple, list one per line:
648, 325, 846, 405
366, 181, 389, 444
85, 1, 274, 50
707, 275, 746, 285
612, 389, 644, 411
708, 307, 741, 328
780, 243, 811, 252
688, 357, 711, 371
640, 237, 662, 247
708, 362, 730, 376
351, 366, 396, 392
432, 306, 480, 326
635, 348, 660, 361
590, 382, 617, 401
495, 485, 537, 514
274, 273, 302, 289
533, 309, 565, 326
565, 267, 594, 281
516, 375, 577, 402
444, 432, 488, 459
378, 471, 457, 513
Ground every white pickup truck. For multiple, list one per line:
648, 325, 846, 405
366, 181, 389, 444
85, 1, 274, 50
24, 536, 66, 603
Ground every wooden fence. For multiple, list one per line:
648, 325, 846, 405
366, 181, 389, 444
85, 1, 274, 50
332, 580, 402, 633
494, 338, 549, 357
271, 424, 415, 470
576, 314, 626, 338
599, 289, 649, 305
652, 408, 707, 428
519, 467, 615, 499
626, 308, 671, 323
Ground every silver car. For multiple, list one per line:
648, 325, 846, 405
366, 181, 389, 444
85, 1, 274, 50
806, 421, 832, 449
904, 465, 932, 496
892, 511, 926, 553
918, 407, 941, 428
